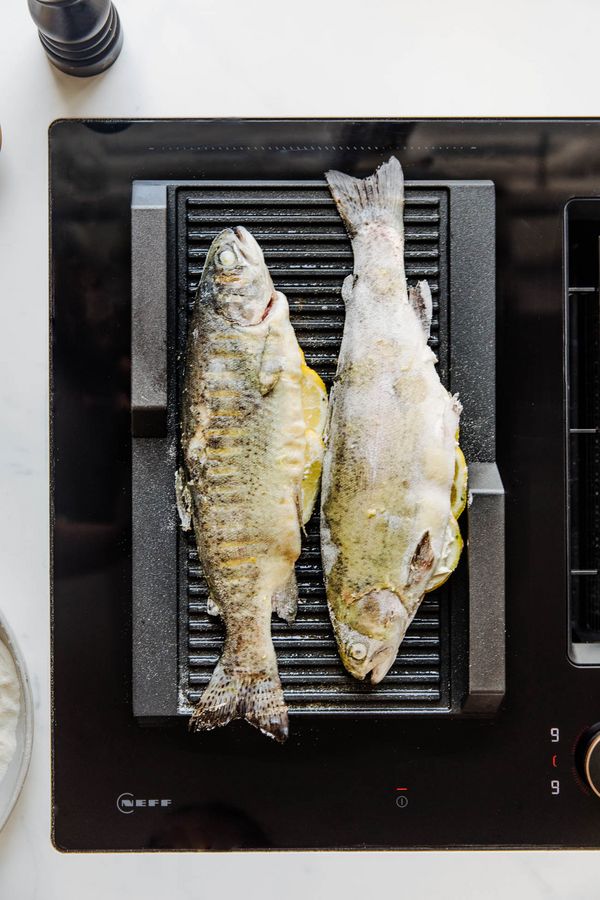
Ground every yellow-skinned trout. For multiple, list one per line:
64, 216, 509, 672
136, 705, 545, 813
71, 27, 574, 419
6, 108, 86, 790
179, 226, 326, 741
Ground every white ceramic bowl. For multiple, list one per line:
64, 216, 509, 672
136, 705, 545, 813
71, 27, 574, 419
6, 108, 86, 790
0, 611, 33, 832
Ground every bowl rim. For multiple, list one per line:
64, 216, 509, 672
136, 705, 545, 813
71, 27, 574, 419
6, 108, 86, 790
0, 609, 34, 833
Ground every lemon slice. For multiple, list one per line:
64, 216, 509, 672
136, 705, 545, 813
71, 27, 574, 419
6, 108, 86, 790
301, 427, 324, 524
425, 516, 464, 593
297, 353, 327, 523
300, 357, 328, 435
450, 444, 468, 519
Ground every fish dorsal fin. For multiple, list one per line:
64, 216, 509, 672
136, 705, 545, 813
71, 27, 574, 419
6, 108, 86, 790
408, 280, 433, 338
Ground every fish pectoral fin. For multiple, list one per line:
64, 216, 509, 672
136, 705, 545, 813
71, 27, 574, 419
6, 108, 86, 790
272, 571, 298, 623
259, 365, 281, 395
425, 517, 464, 593
189, 660, 289, 743
258, 326, 282, 395
408, 280, 433, 338
175, 468, 193, 531
406, 530, 436, 590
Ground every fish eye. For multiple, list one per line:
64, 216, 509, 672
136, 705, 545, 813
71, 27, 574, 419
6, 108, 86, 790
218, 248, 237, 268
348, 641, 367, 661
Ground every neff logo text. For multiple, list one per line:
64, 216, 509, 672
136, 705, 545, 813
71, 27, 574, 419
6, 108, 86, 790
117, 793, 172, 815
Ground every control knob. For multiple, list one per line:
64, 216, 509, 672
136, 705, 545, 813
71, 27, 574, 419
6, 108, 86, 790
576, 725, 600, 798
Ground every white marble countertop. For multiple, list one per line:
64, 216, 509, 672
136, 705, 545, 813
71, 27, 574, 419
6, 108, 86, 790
1, 0, 600, 896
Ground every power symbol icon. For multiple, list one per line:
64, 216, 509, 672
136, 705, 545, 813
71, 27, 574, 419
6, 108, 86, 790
396, 795, 409, 809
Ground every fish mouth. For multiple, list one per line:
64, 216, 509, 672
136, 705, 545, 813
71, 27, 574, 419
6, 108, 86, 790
233, 225, 260, 264
341, 641, 398, 684
233, 225, 275, 321
366, 644, 399, 684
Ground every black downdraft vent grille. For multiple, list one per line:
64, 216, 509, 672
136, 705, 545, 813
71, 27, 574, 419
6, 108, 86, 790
176, 181, 451, 714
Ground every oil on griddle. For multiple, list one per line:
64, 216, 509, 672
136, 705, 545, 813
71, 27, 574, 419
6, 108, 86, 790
177, 178, 453, 718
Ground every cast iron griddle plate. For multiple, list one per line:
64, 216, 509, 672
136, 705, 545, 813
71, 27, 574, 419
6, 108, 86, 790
174, 181, 456, 714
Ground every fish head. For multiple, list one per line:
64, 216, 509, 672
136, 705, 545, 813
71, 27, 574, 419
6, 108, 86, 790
201, 226, 275, 326
333, 589, 410, 684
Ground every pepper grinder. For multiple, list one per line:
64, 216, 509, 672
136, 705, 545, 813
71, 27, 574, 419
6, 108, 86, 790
27, 0, 123, 77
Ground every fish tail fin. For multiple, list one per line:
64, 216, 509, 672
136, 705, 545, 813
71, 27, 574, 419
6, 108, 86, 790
189, 660, 288, 743
325, 156, 404, 237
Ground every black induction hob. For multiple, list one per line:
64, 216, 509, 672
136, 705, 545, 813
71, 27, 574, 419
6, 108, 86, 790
51, 119, 600, 851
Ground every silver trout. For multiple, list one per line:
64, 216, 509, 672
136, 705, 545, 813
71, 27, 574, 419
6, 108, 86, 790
321, 157, 466, 684
180, 226, 326, 741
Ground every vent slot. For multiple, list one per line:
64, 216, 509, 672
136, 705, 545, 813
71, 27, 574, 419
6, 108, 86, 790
565, 200, 600, 661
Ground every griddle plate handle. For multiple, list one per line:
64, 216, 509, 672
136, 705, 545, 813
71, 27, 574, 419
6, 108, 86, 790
463, 461, 506, 713
131, 183, 168, 437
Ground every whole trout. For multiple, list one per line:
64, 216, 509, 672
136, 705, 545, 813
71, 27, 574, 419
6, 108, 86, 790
180, 226, 323, 741
322, 157, 465, 684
